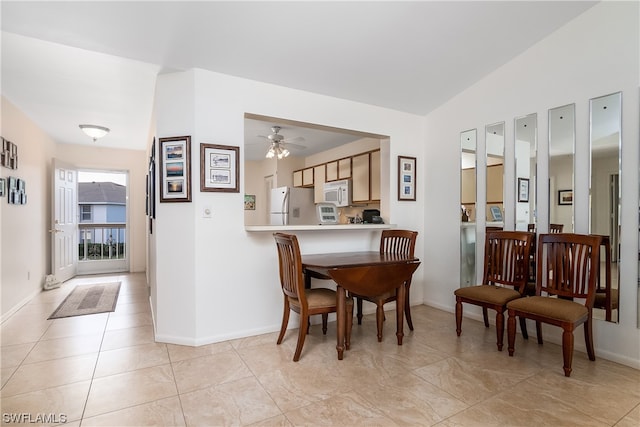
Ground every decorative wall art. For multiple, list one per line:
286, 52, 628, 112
244, 194, 256, 210
159, 136, 191, 203
517, 177, 530, 203
1, 137, 18, 170
200, 143, 239, 193
0, 178, 5, 197
558, 189, 573, 205
6, 176, 27, 205
397, 155, 417, 201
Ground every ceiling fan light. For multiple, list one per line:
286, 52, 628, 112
281, 148, 290, 158
79, 124, 110, 141
266, 145, 276, 158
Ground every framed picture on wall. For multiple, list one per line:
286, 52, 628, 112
558, 189, 573, 205
200, 143, 239, 192
517, 177, 529, 202
397, 155, 416, 201
159, 136, 191, 203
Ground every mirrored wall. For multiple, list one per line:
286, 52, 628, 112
548, 103, 575, 233
590, 92, 622, 323
486, 122, 505, 226
460, 129, 477, 287
515, 114, 537, 231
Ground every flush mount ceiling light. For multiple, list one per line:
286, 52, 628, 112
79, 124, 110, 142
265, 142, 290, 159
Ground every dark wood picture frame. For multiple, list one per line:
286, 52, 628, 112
159, 136, 192, 203
517, 177, 529, 203
558, 189, 573, 205
200, 143, 240, 193
398, 155, 417, 201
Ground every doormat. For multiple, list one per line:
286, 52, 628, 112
48, 282, 121, 319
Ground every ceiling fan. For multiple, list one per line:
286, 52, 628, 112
256, 126, 306, 159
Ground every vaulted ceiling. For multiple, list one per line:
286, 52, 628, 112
1, 1, 597, 154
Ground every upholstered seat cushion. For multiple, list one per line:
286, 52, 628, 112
454, 285, 521, 305
507, 296, 588, 322
289, 288, 337, 309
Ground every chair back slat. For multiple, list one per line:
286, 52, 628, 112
536, 233, 600, 304
483, 231, 534, 293
273, 233, 305, 306
380, 230, 417, 257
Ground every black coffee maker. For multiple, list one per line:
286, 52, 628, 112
362, 209, 382, 224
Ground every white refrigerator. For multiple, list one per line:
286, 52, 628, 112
270, 186, 315, 225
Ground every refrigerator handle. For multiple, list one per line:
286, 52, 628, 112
282, 190, 289, 225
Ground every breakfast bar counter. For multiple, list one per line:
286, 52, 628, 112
244, 224, 393, 232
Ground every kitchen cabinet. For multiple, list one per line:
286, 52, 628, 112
326, 161, 338, 181
293, 170, 303, 187
313, 165, 325, 203
302, 167, 314, 187
370, 150, 381, 201
352, 153, 370, 202
486, 164, 504, 203
338, 158, 351, 179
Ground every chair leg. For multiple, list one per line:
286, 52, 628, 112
584, 319, 596, 361
277, 297, 290, 345
376, 302, 384, 342
293, 314, 309, 362
495, 310, 504, 351
536, 321, 543, 344
455, 298, 463, 337
356, 297, 363, 325
561, 328, 574, 377
405, 288, 414, 331
507, 310, 517, 356
519, 317, 529, 340
322, 313, 328, 335
482, 307, 489, 327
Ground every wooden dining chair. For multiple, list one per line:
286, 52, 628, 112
273, 233, 353, 362
455, 231, 534, 351
352, 230, 418, 342
549, 224, 564, 233
592, 235, 617, 321
506, 233, 601, 377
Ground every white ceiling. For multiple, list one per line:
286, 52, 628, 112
1, 1, 597, 155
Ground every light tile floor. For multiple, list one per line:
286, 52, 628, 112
1, 273, 639, 426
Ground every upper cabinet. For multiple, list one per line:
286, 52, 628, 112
352, 153, 370, 202
293, 149, 380, 204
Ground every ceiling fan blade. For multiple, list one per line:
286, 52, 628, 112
282, 141, 306, 150
282, 136, 305, 144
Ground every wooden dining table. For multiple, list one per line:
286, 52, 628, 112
302, 251, 420, 360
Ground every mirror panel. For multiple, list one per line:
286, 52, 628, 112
486, 122, 505, 226
515, 114, 537, 232
590, 92, 621, 323
460, 129, 477, 287
548, 104, 575, 233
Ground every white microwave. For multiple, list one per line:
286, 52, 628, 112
323, 179, 352, 207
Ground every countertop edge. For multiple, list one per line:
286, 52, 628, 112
245, 224, 394, 232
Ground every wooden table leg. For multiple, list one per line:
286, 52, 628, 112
396, 284, 405, 345
336, 286, 345, 360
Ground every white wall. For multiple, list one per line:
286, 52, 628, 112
1, 97, 55, 318
152, 69, 425, 345
424, 1, 639, 368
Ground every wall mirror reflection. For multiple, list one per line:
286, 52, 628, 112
515, 113, 537, 232
486, 122, 505, 226
460, 129, 477, 287
548, 103, 575, 233
590, 91, 621, 323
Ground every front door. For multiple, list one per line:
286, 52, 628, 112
51, 159, 78, 283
